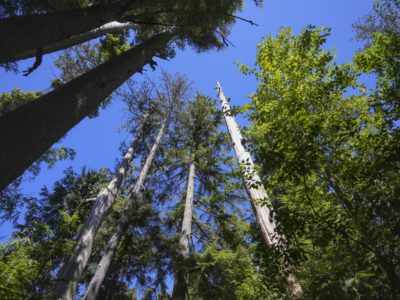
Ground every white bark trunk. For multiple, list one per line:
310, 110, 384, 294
216, 82, 303, 297
52, 113, 149, 300
82, 118, 167, 300
15, 22, 140, 62
216, 81, 277, 245
172, 157, 196, 300
179, 159, 196, 257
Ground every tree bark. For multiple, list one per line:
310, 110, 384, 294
172, 157, 196, 300
216, 82, 303, 297
82, 118, 167, 300
0, 31, 174, 192
11, 21, 140, 63
52, 112, 149, 300
0, 0, 157, 64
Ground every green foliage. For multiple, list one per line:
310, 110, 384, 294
0, 168, 114, 299
189, 245, 275, 300
53, 42, 104, 85
353, 0, 400, 42
240, 26, 400, 298
354, 31, 400, 122
99, 33, 132, 61
0, 88, 41, 116
0, 238, 40, 300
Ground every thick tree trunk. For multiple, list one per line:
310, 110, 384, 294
82, 119, 167, 300
0, 0, 156, 64
0, 31, 174, 192
52, 112, 149, 300
12, 21, 140, 63
216, 82, 303, 297
172, 157, 196, 300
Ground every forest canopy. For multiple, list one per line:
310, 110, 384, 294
0, 0, 399, 299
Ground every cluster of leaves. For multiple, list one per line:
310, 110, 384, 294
240, 14, 400, 299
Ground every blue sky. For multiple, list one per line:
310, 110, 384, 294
0, 0, 374, 238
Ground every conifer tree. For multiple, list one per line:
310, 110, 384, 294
0, 0, 156, 64
52, 108, 150, 300
81, 117, 167, 300
0, 167, 115, 299
172, 155, 195, 300
0, 31, 172, 191
169, 94, 230, 299
76, 73, 189, 300
0, 0, 253, 191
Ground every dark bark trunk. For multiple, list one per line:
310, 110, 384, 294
0, 31, 174, 192
0, 0, 157, 64
11, 21, 139, 63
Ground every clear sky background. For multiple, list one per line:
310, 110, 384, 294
0, 0, 374, 239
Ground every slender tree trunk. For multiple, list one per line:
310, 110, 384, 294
216, 82, 303, 298
0, 31, 174, 192
12, 21, 140, 63
82, 118, 167, 300
172, 156, 196, 300
52, 112, 149, 300
0, 0, 157, 64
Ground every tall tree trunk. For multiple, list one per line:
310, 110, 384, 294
0, 0, 157, 64
0, 31, 174, 192
52, 112, 149, 300
82, 118, 167, 300
216, 82, 303, 297
172, 156, 196, 300
12, 21, 140, 63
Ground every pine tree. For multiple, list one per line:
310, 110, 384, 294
0, 0, 156, 64
81, 117, 167, 300
52, 110, 150, 300
0, 31, 173, 191
76, 73, 189, 300
0, 0, 251, 191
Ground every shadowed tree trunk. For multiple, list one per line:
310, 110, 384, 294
172, 155, 196, 300
216, 81, 303, 297
82, 118, 167, 300
0, 0, 157, 64
52, 112, 149, 300
0, 31, 174, 192
11, 21, 140, 63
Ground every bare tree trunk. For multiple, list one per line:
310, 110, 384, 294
12, 21, 140, 63
172, 156, 196, 300
216, 82, 303, 298
52, 112, 149, 300
82, 118, 167, 300
0, 31, 174, 192
0, 0, 157, 64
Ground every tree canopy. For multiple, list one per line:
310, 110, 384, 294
0, 0, 399, 299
